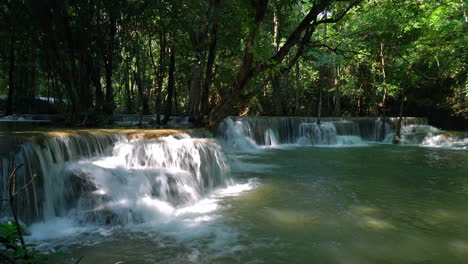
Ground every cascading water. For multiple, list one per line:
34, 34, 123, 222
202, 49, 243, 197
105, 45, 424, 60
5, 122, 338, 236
217, 117, 384, 147
1, 133, 231, 226
1, 134, 122, 222
297, 122, 338, 145
265, 128, 279, 146
381, 120, 468, 149
421, 134, 468, 149
217, 118, 259, 151
59, 134, 230, 226
1, 118, 466, 263
217, 116, 464, 149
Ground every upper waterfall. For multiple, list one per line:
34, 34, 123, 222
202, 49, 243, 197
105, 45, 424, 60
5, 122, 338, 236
217, 116, 441, 149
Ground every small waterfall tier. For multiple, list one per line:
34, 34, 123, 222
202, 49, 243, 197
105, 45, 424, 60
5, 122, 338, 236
1, 133, 230, 225
420, 134, 468, 149
217, 116, 447, 149
298, 122, 338, 145
1, 134, 122, 222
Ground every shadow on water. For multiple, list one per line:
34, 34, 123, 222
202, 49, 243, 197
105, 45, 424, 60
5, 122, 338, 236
226, 144, 468, 264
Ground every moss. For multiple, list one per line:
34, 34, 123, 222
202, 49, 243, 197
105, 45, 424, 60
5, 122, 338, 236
0, 128, 214, 147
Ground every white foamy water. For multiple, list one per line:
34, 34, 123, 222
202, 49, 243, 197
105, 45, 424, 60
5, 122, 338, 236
421, 134, 468, 150
22, 134, 260, 254
381, 123, 468, 150
28, 180, 257, 252
218, 118, 368, 150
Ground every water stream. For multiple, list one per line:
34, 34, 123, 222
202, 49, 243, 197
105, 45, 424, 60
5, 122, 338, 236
1, 117, 467, 263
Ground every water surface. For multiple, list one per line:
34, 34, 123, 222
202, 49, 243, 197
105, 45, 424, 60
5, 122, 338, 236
42, 144, 468, 264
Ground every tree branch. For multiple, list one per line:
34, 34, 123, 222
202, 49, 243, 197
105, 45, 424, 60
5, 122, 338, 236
251, 0, 362, 78
439, 52, 468, 78
391, 48, 438, 80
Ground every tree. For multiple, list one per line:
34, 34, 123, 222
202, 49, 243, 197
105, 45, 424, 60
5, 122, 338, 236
206, 0, 363, 130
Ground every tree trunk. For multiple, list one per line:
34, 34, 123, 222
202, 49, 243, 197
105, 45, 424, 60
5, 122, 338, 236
78, 55, 91, 121
207, 0, 269, 130
317, 18, 328, 125
206, 0, 360, 131
134, 69, 149, 116
156, 33, 167, 124
90, 58, 103, 114
334, 66, 341, 116
6, 34, 15, 116
294, 62, 302, 115
271, 8, 282, 115
317, 82, 323, 125
173, 78, 179, 114
123, 62, 132, 113
163, 45, 175, 124
149, 34, 165, 124
394, 94, 406, 144
187, 60, 203, 115
104, 61, 114, 114
104, 15, 117, 116
200, 0, 220, 123
380, 42, 387, 140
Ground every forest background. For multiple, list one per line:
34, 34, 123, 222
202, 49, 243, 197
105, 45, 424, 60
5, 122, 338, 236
0, 0, 466, 130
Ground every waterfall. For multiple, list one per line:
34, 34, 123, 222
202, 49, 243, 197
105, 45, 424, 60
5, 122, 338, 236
265, 128, 279, 146
382, 119, 468, 148
217, 116, 430, 147
1, 134, 122, 222
217, 118, 258, 151
421, 134, 468, 149
1, 133, 230, 225
298, 122, 338, 145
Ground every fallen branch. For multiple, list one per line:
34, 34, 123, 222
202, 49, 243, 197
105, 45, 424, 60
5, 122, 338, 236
8, 162, 29, 258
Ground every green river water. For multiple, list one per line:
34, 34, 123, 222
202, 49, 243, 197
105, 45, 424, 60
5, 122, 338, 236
53, 144, 468, 264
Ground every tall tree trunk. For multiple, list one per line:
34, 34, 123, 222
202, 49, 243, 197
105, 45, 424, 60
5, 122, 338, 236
317, 18, 328, 125
294, 62, 302, 115
271, 8, 282, 115
187, 58, 203, 115
207, 0, 269, 130
134, 70, 148, 116
163, 45, 175, 124
173, 79, 179, 114
394, 94, 406, 144
357, 95, 362, 116
149, 35, 165, 124
122, 61, 132, 113
380, 42, 387, 140
141, 66, 150, 115
134, 42, 150, 115
187, 23, 207, 117
200, 0, 220, 124
334, 66, 341, 116
317, 81, 323, 125
6, 34, 15, 116
79, 54, 91, 122
156, 33, 167, 124
93, 67, 104, 113
104, 16, 117, 116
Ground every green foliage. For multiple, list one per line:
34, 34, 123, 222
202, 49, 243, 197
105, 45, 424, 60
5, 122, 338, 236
0, 0, 465, 128
0, 221, 58, 264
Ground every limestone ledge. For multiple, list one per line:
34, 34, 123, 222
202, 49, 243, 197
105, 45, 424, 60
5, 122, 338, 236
0, 128, 213, 155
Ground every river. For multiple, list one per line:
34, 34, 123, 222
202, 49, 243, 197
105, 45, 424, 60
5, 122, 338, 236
1, 117, 467, 263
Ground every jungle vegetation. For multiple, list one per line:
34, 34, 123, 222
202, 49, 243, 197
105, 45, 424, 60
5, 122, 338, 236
0, 0, 466, 130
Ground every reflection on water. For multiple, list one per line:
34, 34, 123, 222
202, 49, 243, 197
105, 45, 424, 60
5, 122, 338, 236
222, 145, 468, 264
